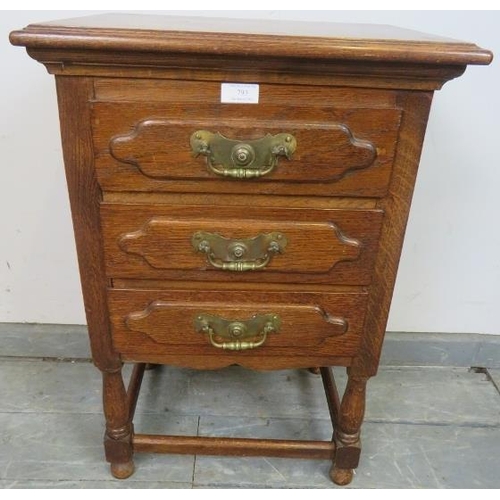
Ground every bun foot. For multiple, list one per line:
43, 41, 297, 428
330, 465, 353, 486
110, 460, 135, 479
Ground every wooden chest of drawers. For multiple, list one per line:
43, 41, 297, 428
10, 14, 492, 485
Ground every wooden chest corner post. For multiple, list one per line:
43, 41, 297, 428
333, 90, 434, 484
55, 76, 133, 477
10, 15, 492, 486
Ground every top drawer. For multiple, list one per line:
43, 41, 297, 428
91, 83, 402, 198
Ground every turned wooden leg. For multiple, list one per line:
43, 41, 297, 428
330, 369, 369, 486
103, 368, 134, 479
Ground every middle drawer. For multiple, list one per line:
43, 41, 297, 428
101, 203, 383, 285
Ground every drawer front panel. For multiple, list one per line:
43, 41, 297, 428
101, 204, 383, 285
92, 102, 401, 197
108, 289, 367, 365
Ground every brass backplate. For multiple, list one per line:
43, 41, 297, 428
194, 313, 280, 351
191, 231, 287, 272
190, 130, 297, 179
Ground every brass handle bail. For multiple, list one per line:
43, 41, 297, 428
194, 313, 280, 351
190, 130, 297, 179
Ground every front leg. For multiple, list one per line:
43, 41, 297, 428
331, 369, 369, 485
102, 368, 135, 479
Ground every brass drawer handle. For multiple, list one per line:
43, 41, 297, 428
190, 130, 297, 179
192, 231, 287, 272
194, 313, 280, 351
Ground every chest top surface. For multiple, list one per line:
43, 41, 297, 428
10, 13, 492, 65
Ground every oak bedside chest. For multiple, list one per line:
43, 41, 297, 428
10, 14, 492, 485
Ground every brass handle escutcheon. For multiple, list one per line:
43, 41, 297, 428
194, 313, 280, 351
192, 231, 287, 272
190, 130, 297, 179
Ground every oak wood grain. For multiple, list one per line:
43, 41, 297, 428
120, 353, 354, 371
101, 204, 383, 285
102, 192, 378, 210
11, 13, 492, 65
11, 14, 491, 90
103, 368, 133, 471
108, 288, 367, 365
111, 279, 364, 294
126, 363, 146, 422
133, 434, 335, 459
109, 121, 376, 183
94, 78, 399, 108
37, 55, 470, 91
92, 102, 401, 198
353, 91, 434, 378
55, 76, 120, 371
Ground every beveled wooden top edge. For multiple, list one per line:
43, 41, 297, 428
9, 14, 493, 66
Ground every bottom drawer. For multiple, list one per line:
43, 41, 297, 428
108, 289, 367, 370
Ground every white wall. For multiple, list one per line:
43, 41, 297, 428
1, 10, 499, 334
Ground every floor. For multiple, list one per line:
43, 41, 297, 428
1, 327, 500, 488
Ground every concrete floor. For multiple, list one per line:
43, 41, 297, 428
1, 327, 499, 488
